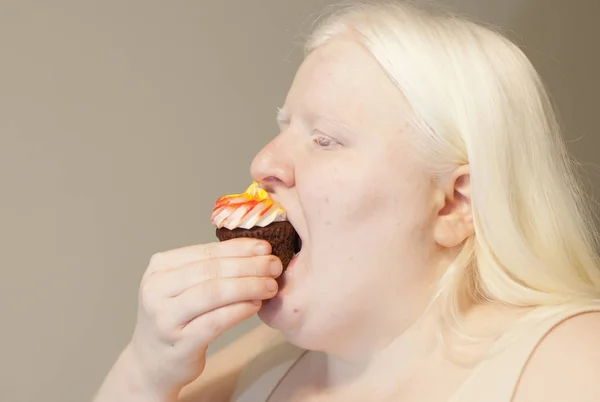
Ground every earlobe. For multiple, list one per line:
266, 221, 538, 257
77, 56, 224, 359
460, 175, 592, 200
433, 165, 473, 248
434, 215, 474, 248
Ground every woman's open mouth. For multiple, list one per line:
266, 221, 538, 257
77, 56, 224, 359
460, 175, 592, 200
294, 233, 303, 257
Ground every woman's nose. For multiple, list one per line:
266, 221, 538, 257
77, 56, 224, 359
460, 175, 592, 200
250, 135, 295, 192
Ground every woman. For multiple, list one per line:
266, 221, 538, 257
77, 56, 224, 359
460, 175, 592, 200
93, 2, 600, 401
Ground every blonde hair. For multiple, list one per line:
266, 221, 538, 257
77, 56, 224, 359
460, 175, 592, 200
304, 1, 600, 333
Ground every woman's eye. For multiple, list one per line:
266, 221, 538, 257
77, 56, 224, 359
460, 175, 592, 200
313, 134, 339, 148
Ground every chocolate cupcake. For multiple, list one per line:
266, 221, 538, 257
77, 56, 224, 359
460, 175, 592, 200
211, 181, 299, 270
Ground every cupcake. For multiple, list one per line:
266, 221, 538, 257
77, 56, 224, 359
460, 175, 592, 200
211, 181, 300, 270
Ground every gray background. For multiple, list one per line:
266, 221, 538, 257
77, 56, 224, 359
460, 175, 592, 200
1, 0, 598, 401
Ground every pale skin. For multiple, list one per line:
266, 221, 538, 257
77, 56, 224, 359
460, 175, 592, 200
93, 37, 600, 402
92, 238, 283, 402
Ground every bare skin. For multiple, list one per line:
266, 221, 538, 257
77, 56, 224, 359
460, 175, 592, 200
177, 311, 600, 402
92, 239, 282, 402
93, 35, 600, 402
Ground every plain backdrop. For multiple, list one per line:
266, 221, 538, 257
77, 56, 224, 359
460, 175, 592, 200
1, 0, 598, 401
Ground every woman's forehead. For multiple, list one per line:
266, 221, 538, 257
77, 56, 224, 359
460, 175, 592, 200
283, 39, 410, 133
292, 39, 383, 98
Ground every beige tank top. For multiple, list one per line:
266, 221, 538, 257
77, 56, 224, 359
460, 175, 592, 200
232, 304, 600, 402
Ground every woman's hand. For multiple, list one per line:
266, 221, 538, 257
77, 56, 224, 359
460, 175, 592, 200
94, 238, 281, 401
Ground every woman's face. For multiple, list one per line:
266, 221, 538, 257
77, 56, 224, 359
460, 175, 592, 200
251, 38, 444, 354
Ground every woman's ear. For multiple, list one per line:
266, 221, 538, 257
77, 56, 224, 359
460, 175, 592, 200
433, 165, 473, 248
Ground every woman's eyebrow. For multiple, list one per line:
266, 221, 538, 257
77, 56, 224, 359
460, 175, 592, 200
313, 112, 358, 136
276, 106, 358, 137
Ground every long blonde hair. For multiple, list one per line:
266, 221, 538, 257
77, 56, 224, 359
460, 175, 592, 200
304, 1, 600, 332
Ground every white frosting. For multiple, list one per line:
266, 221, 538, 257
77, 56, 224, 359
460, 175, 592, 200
211, 182, 287, 230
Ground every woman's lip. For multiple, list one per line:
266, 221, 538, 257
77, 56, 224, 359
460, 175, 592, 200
263, 251, 299, 305
283, 250, 300, 275
289, 250, 300, 265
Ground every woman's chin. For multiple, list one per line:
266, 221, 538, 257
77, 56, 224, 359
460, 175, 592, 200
257, 253, 306, 330
257, 295, 297, 332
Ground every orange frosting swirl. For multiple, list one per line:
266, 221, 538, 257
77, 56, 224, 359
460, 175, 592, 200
211, 181, 287, 230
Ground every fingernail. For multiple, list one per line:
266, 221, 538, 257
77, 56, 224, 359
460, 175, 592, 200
255, 243, 270, 255
265, 279, 278, 292
270, 260, 282, 275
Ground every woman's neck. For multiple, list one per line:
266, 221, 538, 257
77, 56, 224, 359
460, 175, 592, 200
317, 301, 525, 393
323, 307, 438, 387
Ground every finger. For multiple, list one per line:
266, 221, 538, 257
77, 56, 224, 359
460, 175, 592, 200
170, 277, 278, 325
154, 255, 283, 297
180, 300, 262, 344
146, 238, 272, 275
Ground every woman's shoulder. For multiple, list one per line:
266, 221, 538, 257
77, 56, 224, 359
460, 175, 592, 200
178, 323, 297, 402
511, 309, 600, 402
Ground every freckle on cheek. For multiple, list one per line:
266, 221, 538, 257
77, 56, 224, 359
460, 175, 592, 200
293, 308, 299, 313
